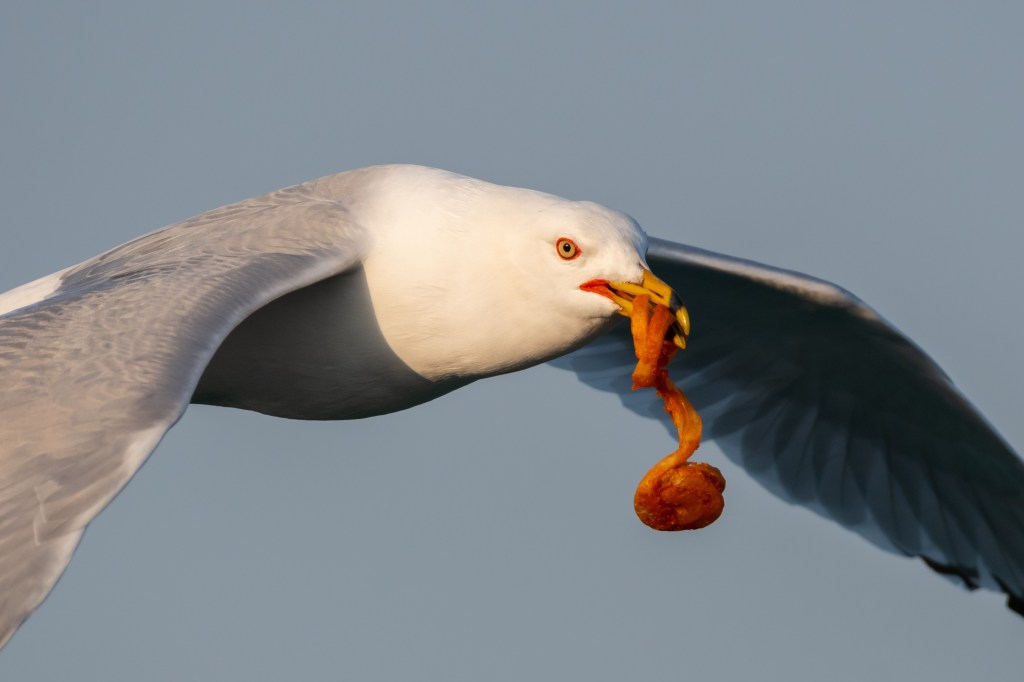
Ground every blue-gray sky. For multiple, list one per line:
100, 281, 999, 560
1, 2, 1022, 680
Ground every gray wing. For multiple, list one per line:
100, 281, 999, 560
0, 181, 363, 647
553, 237, 1024, 613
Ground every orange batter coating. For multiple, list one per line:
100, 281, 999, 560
630, 295, 726, 531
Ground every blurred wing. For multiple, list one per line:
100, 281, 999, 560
0, 182, 363, 647
554, 237, 1024, 612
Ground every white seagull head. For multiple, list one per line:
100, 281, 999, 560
355, 165, 684, 382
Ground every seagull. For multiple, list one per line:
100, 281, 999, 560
1, 164, 1021, 648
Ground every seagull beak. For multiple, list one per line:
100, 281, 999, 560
580, 269, 690, 349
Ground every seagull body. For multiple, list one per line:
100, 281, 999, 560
1, 164, 1022, 648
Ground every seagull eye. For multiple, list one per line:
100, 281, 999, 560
556, 237, 581, 261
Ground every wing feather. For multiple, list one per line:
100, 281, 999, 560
554, 237, 1024, 611
0, 179, 363, 647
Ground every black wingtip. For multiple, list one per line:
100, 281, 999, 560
921, 556, 980, 591
920, 558, 1024, 619
992, 576, 1024, 619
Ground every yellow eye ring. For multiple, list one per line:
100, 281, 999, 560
556, 237, 581, 260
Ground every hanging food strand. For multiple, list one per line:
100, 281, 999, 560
630, 294, 726, 531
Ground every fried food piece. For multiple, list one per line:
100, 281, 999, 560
630, 295, 726, 531
635, 460, 726, 531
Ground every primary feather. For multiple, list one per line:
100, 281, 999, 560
554, 238, 1024, 612
2, 165, 1022, 650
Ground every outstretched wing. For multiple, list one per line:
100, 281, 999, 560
554, 237, 1024, 613
0, 180, 364, 647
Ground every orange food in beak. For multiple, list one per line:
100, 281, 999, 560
629, 294, 726, 531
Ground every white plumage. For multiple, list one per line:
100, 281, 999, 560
1, 165, 1022, 650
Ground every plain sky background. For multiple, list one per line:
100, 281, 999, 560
1, 2, 1022, 680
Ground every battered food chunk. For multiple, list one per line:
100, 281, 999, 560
629, 295, 725, 531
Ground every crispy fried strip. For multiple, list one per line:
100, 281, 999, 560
630, 295, 678, 388
654, 370, 701, 461
629, 297, 725, 531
